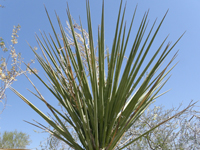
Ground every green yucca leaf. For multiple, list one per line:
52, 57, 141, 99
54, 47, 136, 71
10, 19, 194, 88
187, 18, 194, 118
11, 0, 185, 149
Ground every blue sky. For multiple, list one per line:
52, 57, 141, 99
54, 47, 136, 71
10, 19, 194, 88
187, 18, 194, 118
1, 0, 200, 149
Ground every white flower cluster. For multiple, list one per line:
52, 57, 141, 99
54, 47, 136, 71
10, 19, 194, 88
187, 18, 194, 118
11, 25, 20, 44
0, 24, 38, 114
0, 25, 21, 83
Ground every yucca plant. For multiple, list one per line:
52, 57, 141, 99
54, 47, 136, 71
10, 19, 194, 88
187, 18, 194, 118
11, 0, 185, 149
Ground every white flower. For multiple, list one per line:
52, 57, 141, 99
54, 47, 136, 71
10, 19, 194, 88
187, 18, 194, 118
2, 62, 6, 67
1, 73, 6, 79
32, 68, 38, 74
11, 53, 17, 58
11, 39, 18, 44
34, 46, 38, 50
153, 114, 157, 120
10, 76, 17, 81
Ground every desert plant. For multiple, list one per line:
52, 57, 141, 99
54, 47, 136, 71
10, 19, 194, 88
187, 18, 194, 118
38, 102, 198, 150
11, 0, 188, 149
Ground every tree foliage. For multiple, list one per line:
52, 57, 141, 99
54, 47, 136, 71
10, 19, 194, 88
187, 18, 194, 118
0, 130, 31, 149
118, 101, 200, 149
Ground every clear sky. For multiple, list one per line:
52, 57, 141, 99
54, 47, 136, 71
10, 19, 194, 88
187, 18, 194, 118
1, 0, 200, 149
